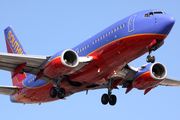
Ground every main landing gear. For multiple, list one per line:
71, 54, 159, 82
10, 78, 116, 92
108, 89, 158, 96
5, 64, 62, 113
50, 87, 66, 99
101, 79, 117, 106
146, 51, 155, 63
49, 79, 66, 99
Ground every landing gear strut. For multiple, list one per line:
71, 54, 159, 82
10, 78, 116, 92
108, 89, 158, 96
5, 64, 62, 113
146, 51, 155, 63
49, 79, 66, 99
101, 79, 117, 106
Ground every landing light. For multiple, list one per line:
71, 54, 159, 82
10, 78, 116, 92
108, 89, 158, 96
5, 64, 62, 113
114, 70, 117, 75
98, 68, 101, 73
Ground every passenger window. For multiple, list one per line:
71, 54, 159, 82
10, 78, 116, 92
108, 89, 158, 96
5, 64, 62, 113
103, 34, 105, 38
114, 28, 116, 32
82, 47, 84, 50
120, 25, 123, 28
85, 45, 87, 49
117, 26, 120, 30
87, 44, 90, 47
109, 31, 111, 35
98, 38, 100, 41
106, 33, 108, 37
111, 30, 113, 33
95, 39, 97, 43
101, 36, 103, 40
93, 41, 95, 44
80, 48, 82, 52
123, 23, 126, 27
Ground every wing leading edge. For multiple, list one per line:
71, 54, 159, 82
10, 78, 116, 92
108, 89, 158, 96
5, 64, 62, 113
159, 78, 180, 87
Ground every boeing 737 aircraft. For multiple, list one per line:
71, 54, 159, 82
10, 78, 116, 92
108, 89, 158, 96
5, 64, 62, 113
0, 9, 179, 106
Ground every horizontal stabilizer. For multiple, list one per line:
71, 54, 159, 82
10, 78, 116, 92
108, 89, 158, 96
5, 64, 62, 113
0, 85, 18, 95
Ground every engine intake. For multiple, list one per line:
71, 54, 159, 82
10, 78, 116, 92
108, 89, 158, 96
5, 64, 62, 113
44, 49, 79, 78
61, 50, 79, 68
150, 62, 167, 80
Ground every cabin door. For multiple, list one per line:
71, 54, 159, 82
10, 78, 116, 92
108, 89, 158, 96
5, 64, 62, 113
128, 14, 137, 33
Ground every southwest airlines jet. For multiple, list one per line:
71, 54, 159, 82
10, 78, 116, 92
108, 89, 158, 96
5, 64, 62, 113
0, 9, 179, 106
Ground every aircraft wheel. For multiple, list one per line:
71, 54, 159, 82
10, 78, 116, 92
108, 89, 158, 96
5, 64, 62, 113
146, 55, 155, 63
58, 88, 66, 99
109, 95, 117, 106
151, 56, 155, 63
146, 55, 152, 63
50, 87, 57, 98
101, 94, 109, 105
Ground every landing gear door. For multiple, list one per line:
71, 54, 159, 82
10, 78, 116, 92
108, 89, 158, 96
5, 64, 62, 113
128, 14, 137, 33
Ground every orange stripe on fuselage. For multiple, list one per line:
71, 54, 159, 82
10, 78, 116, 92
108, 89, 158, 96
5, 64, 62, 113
87, 33, 167, 56
22, 81, 50, 89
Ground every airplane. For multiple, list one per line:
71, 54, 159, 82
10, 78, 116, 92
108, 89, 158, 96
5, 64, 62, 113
0, 9, 179, 106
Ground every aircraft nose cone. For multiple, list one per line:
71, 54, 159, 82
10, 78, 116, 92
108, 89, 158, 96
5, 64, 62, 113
160, 15, 175, 35
168, 15, 175, 26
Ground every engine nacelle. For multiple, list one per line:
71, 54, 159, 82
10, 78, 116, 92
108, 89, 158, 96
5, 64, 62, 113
44, 49, 79, 78
133, 62, 167, 90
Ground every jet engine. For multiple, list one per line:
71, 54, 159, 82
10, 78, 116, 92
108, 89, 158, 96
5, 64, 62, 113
133, 62, 167, 90
44, 49, 79, 78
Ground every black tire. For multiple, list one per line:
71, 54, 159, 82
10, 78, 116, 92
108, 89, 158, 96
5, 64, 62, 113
146, 55, 151, 63
50, 87, 57, 98
150, 56, 155, 63
109, 95, 117, 106
101, 94, 109, 105
58, 88, 66, 99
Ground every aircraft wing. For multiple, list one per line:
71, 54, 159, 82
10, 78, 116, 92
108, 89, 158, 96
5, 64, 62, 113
0, 85, 18, 95
108, 65, 180, 87
0, 52, 50, 75
92, 65, 180, 90
0, 52, 93, 85
158, 78, 180, 87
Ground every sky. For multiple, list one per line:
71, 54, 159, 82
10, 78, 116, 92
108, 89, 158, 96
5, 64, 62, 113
0, 0, 180, 120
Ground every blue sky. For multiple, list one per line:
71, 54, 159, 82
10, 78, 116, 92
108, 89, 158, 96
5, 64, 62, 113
0, 0, 180, 120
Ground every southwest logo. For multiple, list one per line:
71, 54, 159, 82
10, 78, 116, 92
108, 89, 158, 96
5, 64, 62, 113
7, 30, 24, 54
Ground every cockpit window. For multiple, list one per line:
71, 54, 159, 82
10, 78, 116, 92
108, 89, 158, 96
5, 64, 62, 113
144, 11, 164, 17
144, 13, 149, 17
154, 11, 164, 14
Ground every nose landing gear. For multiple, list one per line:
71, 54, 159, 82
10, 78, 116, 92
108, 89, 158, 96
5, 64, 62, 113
146, 39, 165, 63
146, 51, 155, 63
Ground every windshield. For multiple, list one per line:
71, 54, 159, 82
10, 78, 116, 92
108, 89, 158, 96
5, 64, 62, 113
144, 11, 164, 17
